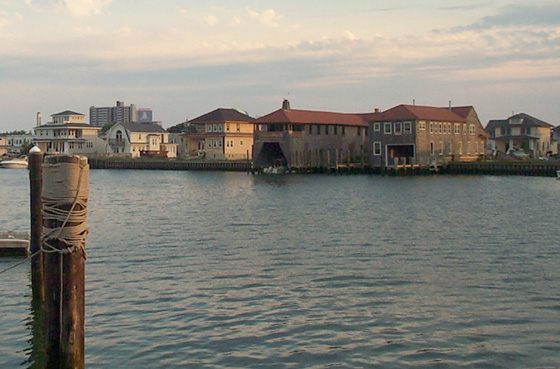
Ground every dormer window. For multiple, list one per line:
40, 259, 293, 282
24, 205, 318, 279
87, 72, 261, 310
509, 118, 523, 125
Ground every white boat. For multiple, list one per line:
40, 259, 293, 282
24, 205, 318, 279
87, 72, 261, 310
0, 231, 29, 256
0, 156, 28, 169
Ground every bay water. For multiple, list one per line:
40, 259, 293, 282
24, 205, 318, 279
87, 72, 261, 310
1, 169, 559, 368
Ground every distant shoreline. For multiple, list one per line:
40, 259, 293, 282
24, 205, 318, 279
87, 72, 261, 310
86, 158, 560, 177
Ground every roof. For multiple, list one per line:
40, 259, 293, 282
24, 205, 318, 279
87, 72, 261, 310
450, 106, 475, 119
486, 113, 553, 132
190, 108, 255, 123
255, 108, 369, 127
491, 135, 540, 141
37, 123, 99, 129
51, 110, 85, 117
119, 122, 167, 133
370, 105, 467, 122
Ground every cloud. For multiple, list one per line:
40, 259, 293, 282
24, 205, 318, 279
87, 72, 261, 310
204, 15, 219, 26
0, 10, 23, 29
247, 8, 283, 27
456, 3, 560, 30
25, 0, 112, 16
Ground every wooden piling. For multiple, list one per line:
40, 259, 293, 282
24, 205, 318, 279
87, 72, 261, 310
29, 147, 45, 302
42, 155, 88, 369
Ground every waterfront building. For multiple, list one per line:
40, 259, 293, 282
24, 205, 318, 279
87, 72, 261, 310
169, 132, 187, 159
485, 113, 555, 158
367, 104, 487, 168
181, 108, 255, 160
0, 136, 7, 157
552, 125, 560, 156
89, 101, 138, 127
253, 100, 369, 170
105, 122, 177, 158
33, 110, 105, 156
0, 133, 34, 156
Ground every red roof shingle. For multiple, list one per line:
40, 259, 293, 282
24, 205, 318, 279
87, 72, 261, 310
255, 109, 369, 127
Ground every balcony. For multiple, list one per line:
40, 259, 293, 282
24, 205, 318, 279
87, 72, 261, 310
108, 138, 125, 148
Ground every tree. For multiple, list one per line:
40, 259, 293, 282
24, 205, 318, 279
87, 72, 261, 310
167, 122, 186, 133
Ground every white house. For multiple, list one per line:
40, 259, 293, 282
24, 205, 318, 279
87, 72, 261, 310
105, 122, 177, 158
34, 111, 105, 156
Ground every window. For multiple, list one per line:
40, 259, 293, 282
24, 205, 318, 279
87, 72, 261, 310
384, 122, 392, 134
226, 124, 230, 131
240, 140, 243, 146
317, 125, 321, 134
394, 122, 402, 135
325, 125, 329, 135
374, 122, 381, 132
429, 122, 433, 134
418, 121, 426, 130
236, 124, 240, 132
430, 142, 434, 155
469, 124, 475, 135
404, 122, 412, 134
373, 141, 382, 155
218, 124, 223, 132
308, 125, 313, 134
454, 124, 461, 134
438, 123, 442, 134
218, 140, 223, 148
463, 124, 467, 135
459, 141, 463, 155
439, 141, 443, 155
475, 142, 479, 154
448, 141, 452, 155
342, 126, 346, 135
334, 125, 338, 135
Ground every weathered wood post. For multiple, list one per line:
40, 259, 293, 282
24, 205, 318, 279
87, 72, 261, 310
29, 146, 44, 301
42, 155, 89, 369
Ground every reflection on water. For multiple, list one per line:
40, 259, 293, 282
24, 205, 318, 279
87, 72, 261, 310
1, 170, 560, 368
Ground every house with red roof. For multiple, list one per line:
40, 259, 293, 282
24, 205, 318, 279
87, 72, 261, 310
181, 108, 255, 160
253, 100, 369, 170
367, 104, 487, 169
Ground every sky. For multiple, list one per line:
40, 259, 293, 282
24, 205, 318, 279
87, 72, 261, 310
1, 0, 559, 131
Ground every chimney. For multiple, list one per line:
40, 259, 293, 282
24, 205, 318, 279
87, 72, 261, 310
36, 112, 41, 127
449, 100, 452, 112
374, 108, 380, 113
282, 99, 291, 111
413, 99, 416, 106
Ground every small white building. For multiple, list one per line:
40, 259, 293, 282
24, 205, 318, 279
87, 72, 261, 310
0, 132, 34, 156
34, 111, 105, 156
105, 122, 177, 158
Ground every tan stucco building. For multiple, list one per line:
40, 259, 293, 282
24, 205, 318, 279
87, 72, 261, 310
181, 108, 255, 160
486, 113, 555, 158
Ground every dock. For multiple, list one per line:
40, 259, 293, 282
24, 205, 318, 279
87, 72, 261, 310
0, 231, 30, 256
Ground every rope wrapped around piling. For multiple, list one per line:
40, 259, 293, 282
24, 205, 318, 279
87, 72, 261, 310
41, 160, 89, 258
